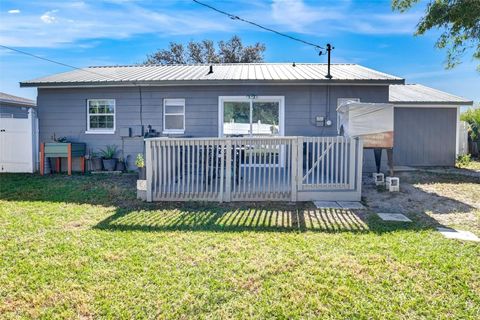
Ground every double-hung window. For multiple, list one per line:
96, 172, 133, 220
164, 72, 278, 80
163, 99, 185, 134
86, 99, 115, 134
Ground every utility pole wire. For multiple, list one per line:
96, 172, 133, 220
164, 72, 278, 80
0, 44, 125, 82
192, 0, 325, 51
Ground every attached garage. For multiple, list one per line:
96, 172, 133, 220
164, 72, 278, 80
389, 84, 473, 167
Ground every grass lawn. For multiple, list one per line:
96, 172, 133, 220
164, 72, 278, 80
1, 173, 479, 319
458, 159, 480, 171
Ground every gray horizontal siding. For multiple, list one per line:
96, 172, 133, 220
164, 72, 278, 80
37, 85, 388, 170
0, 104, 30, 118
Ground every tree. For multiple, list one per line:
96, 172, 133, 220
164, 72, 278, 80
144, 35, 266, 65
392, 0, 480, 70
461, 107, 480, 141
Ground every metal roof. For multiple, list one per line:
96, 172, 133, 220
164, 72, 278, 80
0, 92, 36, 107
20, 63, 404, 87
389, 84, 473, 105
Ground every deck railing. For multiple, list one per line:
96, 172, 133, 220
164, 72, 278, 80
145, 136, 363, 202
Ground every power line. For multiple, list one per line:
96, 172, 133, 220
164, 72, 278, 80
0, 44, 124, 82
192, 0, 325, 51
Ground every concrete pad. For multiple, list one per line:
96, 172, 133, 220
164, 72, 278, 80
394, 166, 417, 172
91, 170, 122, 174
437, 228, 480, 242
337, 201, 366, 210
137, 179, 147, 201
313, 201, 341, 209
376, 213, 412, 222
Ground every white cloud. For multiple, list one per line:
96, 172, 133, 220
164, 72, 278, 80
0, 1, 231, 48
0, 0, 422, 48
8, 9, 21, 14
40, 10, 58, 24
270, 0, 348, 33
261, 0, 421, 36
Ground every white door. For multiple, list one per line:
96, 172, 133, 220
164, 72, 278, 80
219, 96, 285, 167
219, 96, 284, 137
0, 115, 34, 173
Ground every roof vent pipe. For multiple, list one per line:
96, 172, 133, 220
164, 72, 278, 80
208, 65, 214, 74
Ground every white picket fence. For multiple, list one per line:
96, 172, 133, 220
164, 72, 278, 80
145, 136, 363, 202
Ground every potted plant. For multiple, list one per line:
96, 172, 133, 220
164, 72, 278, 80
136, 153, 145, 179
116, 157, 126, 172
90, 151, 103, 171
100, 145, 118, 171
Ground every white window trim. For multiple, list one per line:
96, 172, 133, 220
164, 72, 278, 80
163, 98, 185, 134
217, 96, 285, 137
85, 99, 116, 134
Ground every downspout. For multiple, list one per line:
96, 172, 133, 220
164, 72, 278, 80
138, 85, 145, 169
326, 84, 331, 132
138, 85, 144, 128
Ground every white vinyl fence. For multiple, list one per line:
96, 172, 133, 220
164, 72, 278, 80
145, 136, 363, 202
0, 108, 38, 173
458, 121, 469, 156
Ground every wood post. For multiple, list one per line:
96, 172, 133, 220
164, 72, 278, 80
67, 143, 72, 175
224, 139, 232, 202
355, 138, 364, 200
387, 148, 394, 176
55, 158, 60, 173
40, 143, 45, 175
145, 139, 152, 202
349, 140, 356, 190
80, 156, 85, 173
290, 137, 299, 202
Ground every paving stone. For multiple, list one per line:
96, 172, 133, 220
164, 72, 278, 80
437, 228, 480, 242
313, 201, 341, 209
376, 213, 412, 222
337, 201, 366, 209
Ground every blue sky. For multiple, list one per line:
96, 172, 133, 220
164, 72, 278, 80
0, 0, 478, 104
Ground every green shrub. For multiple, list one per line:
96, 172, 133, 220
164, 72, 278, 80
456, 154, 471, 168
460, 108, 480, 141
135, 153, 145, 168
100, 145, 118, 159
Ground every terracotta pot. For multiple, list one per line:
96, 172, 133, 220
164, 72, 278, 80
91, 158, 103, 171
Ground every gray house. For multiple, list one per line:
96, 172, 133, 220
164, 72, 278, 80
20, 63, 472, 171
0, 91, 36, 118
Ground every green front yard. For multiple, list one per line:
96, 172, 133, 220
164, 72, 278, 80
1, 173, 479, 319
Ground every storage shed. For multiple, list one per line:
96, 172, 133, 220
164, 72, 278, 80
389, 84, 473, 167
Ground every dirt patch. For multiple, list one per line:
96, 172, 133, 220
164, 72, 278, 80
362, 171, 480, 233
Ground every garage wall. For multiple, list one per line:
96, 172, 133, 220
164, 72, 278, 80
393, 107, 457, 166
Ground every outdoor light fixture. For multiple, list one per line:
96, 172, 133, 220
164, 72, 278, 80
247, 94, 257, 99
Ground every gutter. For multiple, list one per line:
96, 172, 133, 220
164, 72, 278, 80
20, 78, 405, 88
391, 101, 474, 106
0, 99, 36, 107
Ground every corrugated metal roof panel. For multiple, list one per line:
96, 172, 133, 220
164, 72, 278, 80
389, 84, 473, 105
21, 63, 404, 87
